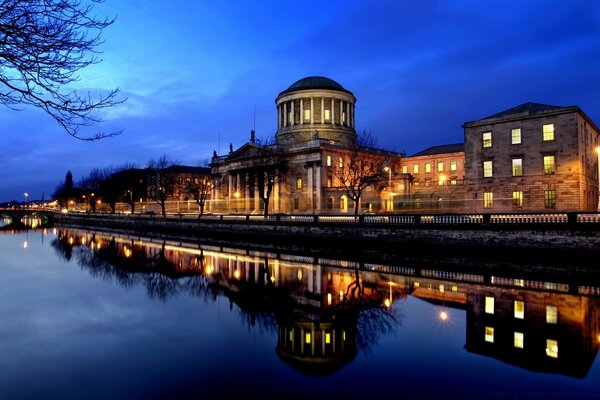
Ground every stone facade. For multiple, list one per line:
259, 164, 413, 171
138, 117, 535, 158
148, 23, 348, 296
464, 103, 600, 212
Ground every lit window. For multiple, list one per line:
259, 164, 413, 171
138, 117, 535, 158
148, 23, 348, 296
484, 192, 493, 209
402, 166, 408, 174
544, 190, 556, 209
514, 332, 524, 349
425, 163, 431, 173
305, 333, 311, 344
451, 285, 458, 292
339, 157, 343, 168
450, 179, 457, 185
485, 296, 494, 314
296, 178, 302, 189
414, 281, 420, 288
304, 109, 310, 122
425, 180, 431, 187
450, 160, 457, 171
327, 177, 332, 188
326, 155, 332, 167
512, 158, 523, 177
483, 131, 492, 148
546, 339, 558, 358
546, 305, 558, 324
436, 162, 443, 172
514, 300, 524, 319
413, 164, 419, 174
485, 326, 494, 343
483, 161, 493, 178
543, 155, 555, 174
543, 124, 554, 141
512, 191, 523, 209
297, 269, 303, 281
289, 331, 293, 342
324, 109, 331, 121
437, 179, 443, 186
512, 128, 522, 144
439, 284, 445, 292
327, 293, 332, 305
325, 333, 331, 344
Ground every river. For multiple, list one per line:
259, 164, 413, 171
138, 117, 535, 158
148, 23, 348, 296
0, 227, 599, 399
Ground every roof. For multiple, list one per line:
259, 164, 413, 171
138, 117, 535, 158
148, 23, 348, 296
277, 76, 353, 97
165, 165, 210, 174
410, 143, 464, 157
464, 102, 580, 127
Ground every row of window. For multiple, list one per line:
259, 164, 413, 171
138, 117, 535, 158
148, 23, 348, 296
483, 327, 559, 358
325, 155, 344, 168
482, 124, 555, 148
483, 190, 556, 209
484, 297, 558, 323
482, 156, 555, 178
402, 160, 458, 174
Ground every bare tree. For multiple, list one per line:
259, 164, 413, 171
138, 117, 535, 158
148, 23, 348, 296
78, 168, 104, 212
0, 0, 124, 140
185, 171, 212, 218
332, 131, 386, 217
241, 148, 288, 217
147, 155, 177, 217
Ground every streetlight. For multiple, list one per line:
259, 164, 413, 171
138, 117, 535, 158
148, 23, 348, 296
596, 147, 600, 211
438, 175, 446, 210
24, 192, 28, 209
383, 166, 393, 211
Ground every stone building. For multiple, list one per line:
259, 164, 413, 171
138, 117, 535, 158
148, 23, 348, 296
464, 103, 600, 212
210, 77, 402, 214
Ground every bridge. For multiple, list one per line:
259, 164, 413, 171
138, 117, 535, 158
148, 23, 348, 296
0, 209, 53, 230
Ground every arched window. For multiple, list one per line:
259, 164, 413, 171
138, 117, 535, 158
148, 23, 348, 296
340, 195, 348, 212
296, 177, 303, 189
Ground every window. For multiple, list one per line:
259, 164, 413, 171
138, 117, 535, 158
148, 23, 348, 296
304, 109, 310, 122
402, 166, 408, 174
413, 164, 419, 174
483, 131, 492, 148
338, 157, 343, 168
543, 155, 555, 174
544, 190, 556, 209
511, 128, 522, 144
546, 305, 558, 324
484, 192, 493, 209
485, 297, 494, 314
327, 176, 332, 188
450, 160, 457, 171
512, 191, 523, 209
485, 326, 494, 343
450, 179, 457, 185
483, 161, 493, 178
325, 333, 331, 344
512, 158, 523, 177
305, 333, 311, 344
324, 109, 331, 121
546, 339, 558, 358
514, 332, 524, 349
437, 162, 444, 172
543, 124, 554, 141
296, 178, 302, 189
342, 112, 346, 124
514, 300, 524, 319
326, 155, 332, 167
425, 163, 431, 173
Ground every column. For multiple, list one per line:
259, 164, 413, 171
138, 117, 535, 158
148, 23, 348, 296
274, 175, 280, 212
254, 173, 260, 212
310, 97, 314, 124
300, 99, 303, 125
321, 98, 324, 123
351, 104, 355, 128
236, 173, 241, 212
228, 174, 233, 211
245, 172, 250, 211
315, 163, 321, 212
340, 99, 343, 126
277, 105, 281, 129
284, 102, 287, 126
314, 264, 322, 295
308, 264, 314, 293
331, 98, 335, 125
307, 164, 313, 212
290, 100, 294, 125
346, 102, 350, 127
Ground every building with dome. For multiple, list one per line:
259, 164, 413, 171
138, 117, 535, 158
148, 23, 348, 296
210, 76, 403, 214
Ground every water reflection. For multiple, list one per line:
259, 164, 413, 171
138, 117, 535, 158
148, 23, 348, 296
50, 228, 600, 378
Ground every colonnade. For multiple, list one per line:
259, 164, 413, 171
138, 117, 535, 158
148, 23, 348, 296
277, 97, 355, 130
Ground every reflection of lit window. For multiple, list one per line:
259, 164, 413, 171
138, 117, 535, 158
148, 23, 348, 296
343, 330, 346, 341
414, 281, 420, 288
485, 297, 494, 314
325, 333, 331, 344
546, 339, 558, 358
327, 293, 332, 305
514, 332, 524, 349
289, 331, 293, 342
439, 284, 444, 293
514, 300, 525, 319
485, 326, 494, 343
297, 269, 303, 281
305, 333, 311, 344
546, 305, 558, 324
451, 285, 458, 292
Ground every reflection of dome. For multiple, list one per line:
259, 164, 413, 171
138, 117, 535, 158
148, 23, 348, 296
278, 76, 352, 97
276, 319, 357, 376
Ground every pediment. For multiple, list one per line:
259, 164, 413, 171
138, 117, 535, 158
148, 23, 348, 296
226, 142, 273, 161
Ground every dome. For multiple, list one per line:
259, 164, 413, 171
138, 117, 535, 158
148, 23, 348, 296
278, 76, 353, 97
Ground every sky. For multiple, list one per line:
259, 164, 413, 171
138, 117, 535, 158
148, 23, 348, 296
1, 0, 600, 202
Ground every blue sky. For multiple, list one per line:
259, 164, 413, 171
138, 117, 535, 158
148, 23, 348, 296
1, 0, 599, 201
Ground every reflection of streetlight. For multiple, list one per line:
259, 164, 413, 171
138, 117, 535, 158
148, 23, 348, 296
439, 310, 448, 321
438, 175, 446, 210
596, 147, 600, 211
383, 166, 393, 211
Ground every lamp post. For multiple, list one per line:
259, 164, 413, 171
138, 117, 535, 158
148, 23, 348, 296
596, 147, 600, 211
24, 192, 28, 209
438, 175, 446, 210
384, 166, 393, 211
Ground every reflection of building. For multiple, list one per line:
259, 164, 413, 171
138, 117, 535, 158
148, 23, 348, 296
464, 103, 600, 212
210, 77, 403, 214
465, 286, 600, 378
